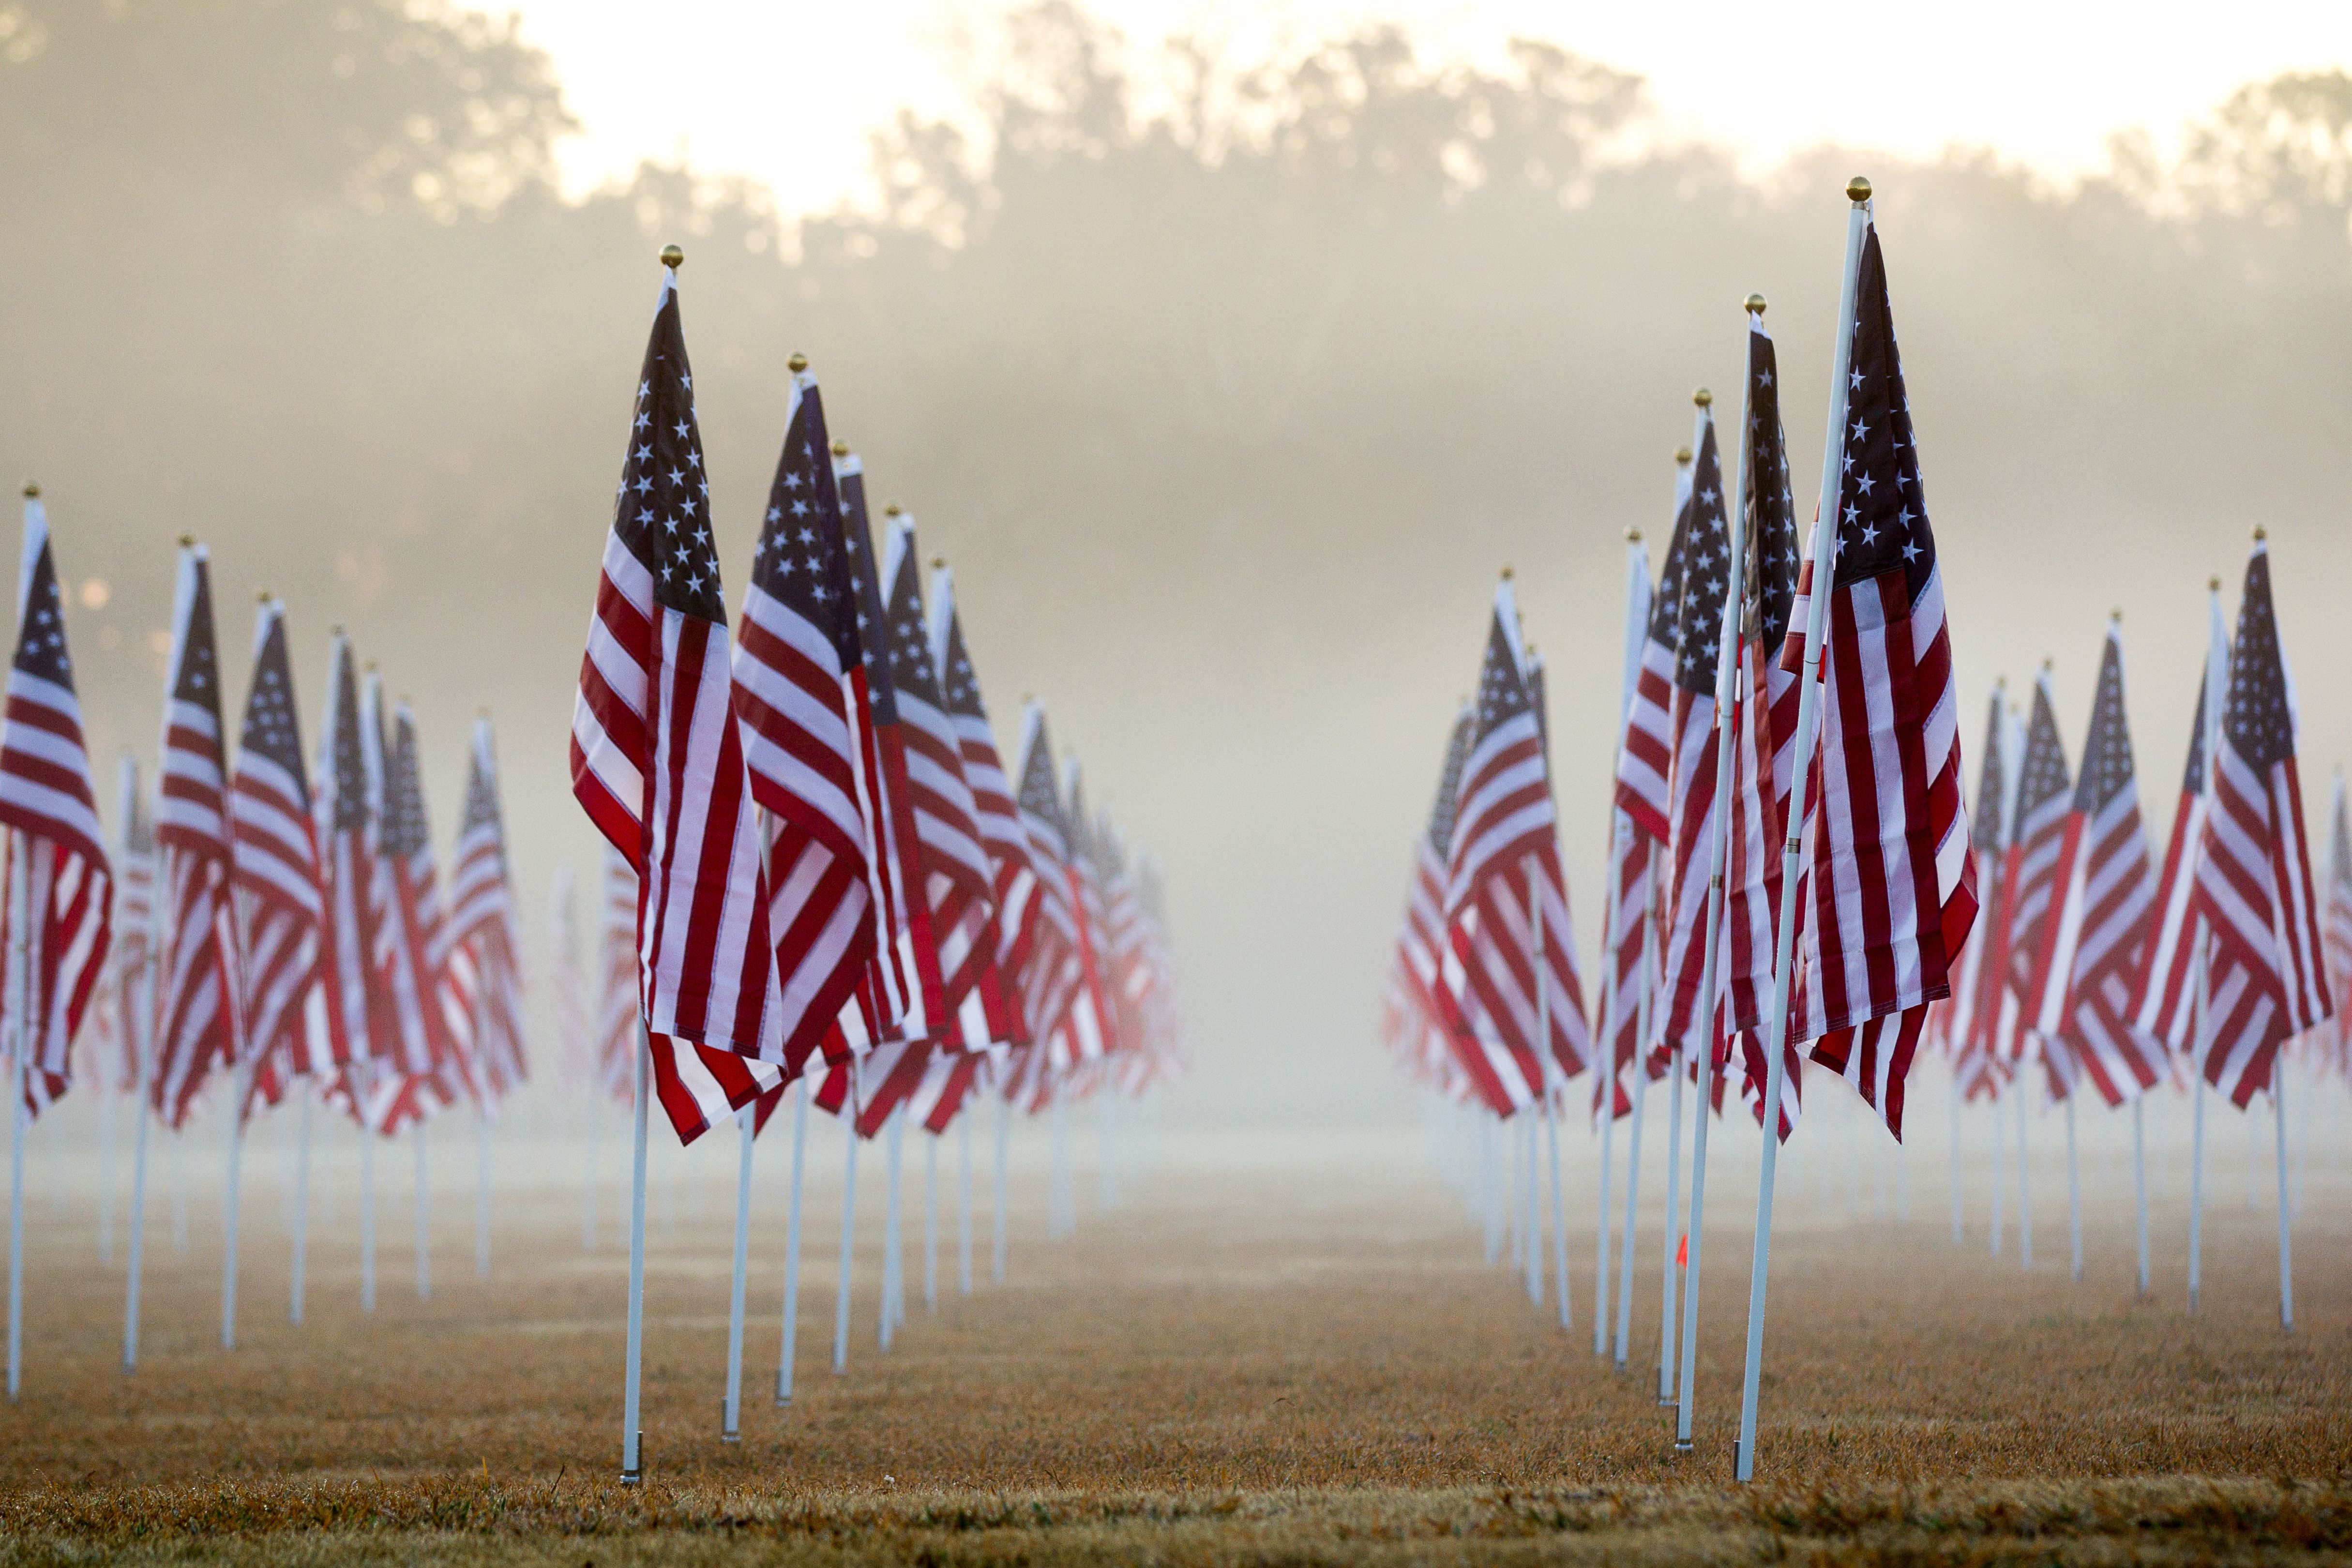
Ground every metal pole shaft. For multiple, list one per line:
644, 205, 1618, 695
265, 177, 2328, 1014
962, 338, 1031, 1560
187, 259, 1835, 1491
2066, 1096, 2082, 1282
222, 1064, 246, 1351
2274, 1074, 2294, 1330
1593, 1093, 1614, 1354
923, 1128, 939, 1314
1734, 192, 1870, 1486
474, 1105, 491, 1281
957, 1109, 974, 1296
723, 1105, 753, 1439
777, 1076, 808, 1406
879, 1106, 904, 1347
360, 1125, 377, 1312
290, 1086, 312, 1324
2016, 1078, 2032, 1270
620, 1024, 651, 1483
1657, 1055, 1684, 1403
414, 1121, 431, 1300
2189, 1071, 2206, 1313
2133, 1094, 2149, 1296
1948, 1074, 1963, 1246
991, 1085, 1009, 1284
832, 1061, 859, 1374
1613, 1063, 1647, 1368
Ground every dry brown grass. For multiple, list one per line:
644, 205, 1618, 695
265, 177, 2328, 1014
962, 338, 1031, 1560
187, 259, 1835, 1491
1, 1126, 2346, 1563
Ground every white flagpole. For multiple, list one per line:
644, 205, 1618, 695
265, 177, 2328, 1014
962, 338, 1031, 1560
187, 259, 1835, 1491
360, 1119, 377, 1312
832, 1059, 859, 1374
171, 1123, 188, 1254
2065, 1095, 2082, 1282
956, 1107, 974, 1296
776, 1075, 808, 1406
1594, 529, 1648, 1355
1733, 178, 1870, 1485
1527, 853, 1568, 1330
2188, 1064, 2206, 1312
2186, 575, 2224, 1313
222, 1063, 254, 1350
1521, 1106, 1539, 1305
1679, 326, 1765, 1449
1656, 1043, 1685, 1404
1098, 1095, 1116, 1213
1049, 1086, 1072, 1241
991, 1082, 1010, 1284
473, 1103, 491, 1281
2132, 1094, 2150, 1295
1592, 1076, 1614, 1354
923, 1127, 939, 1314
1990, 1077, 2006, 1256
620, 1022, 651, 1484
2273, 1075, 2293, 1329
123, 964, 156, 1369
1613, 920, 1656, 1369
5, 833, 27, 1399
414, 1120, 431, 1300
880, 1105, 905, 1347
290, 1083, 312, 1325
722, 1103, 753, 1441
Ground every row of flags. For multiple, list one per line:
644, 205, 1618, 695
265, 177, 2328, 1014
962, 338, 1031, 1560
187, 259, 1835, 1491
2, 506, 528, 1146
1380, 184, 2338, 1474
567, 254, 1185, 1160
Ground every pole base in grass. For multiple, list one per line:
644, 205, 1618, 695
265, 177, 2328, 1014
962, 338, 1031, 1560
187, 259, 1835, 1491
1656, 1396, 1675, 1407
1674, 1440, 1693, 1454
1732, 1440, 1745, 1479
721, 1432, 740, 1444
621, 1471, 642, 1486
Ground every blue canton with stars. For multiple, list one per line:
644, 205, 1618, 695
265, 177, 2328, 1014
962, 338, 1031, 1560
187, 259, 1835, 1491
174, 556, 225, 730
383, 714, 431, 861
2015, 681, 2072, 826
327, 644, 369, 834
1832, 226, 1938, 599
836, 461, 898, 726
1016, 713, 1069, 848
237, 611, 308, 795
881, 525, 949, 711
1471, 611, 1533, 751
2071, 633, 2137, 816
1646, 468, 1695, 648
2178, 669, 2212, 799
612, 282, 725, 623
12, 538, 74, 693
462, 742, 502, 841
1971, 691, 2006, 852
936, 602, 990, 724
1743, 323, 1799, 651
750, 378, 863, 675
1427, 709, 1473, 859
1672, 413, 1730, 695
2222, 549, 2293, 773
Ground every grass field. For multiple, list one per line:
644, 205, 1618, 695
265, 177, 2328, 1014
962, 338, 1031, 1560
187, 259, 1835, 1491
1, 1106, 2346, 1563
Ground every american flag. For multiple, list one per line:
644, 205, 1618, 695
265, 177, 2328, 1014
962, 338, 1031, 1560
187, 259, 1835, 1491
730, 364, 876, 1074
930, 565, 1032, 1046
1594, 534, 1655, 1124
1440, 578, 1558, 1114
151, 541, 240, 1131
1009, 703, 1089, 1066
229, 598, 339, 1121
569, 258, 787, 1143
2125, 623, 2221, 1068
878, 515, 1002, 1043
1719, 309, 1806, 1138
1945, 687, 2014, 1102
1394, 707, 1476, 1095
83, 754, 153, 1101
2192, 538, 2332, 1106
1521, 654, 1593, 1085
595, 844, 638, 1106
0, 491, 111, 1117
1780, 218, 1977, 1138
2030, 622, 2165, 1105
2320, 773, 2352, 1077
2002, 671, 2073, 1091
834, 455, 930, 1046
1060, 760, 1124, 1063
1653, 404, 1731, 1070
443, 719, 527, 1107
378, 703, 468, 1124
314, 634, 381, 1089
1613, 450, 1697, 846
548, 866, 592, 1095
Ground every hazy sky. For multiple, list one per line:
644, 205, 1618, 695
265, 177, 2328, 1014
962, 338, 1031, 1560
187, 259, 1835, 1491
514, 0, 2352, 214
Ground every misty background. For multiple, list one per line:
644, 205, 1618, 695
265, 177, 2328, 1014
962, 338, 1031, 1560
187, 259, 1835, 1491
0, 0, 2346, 1131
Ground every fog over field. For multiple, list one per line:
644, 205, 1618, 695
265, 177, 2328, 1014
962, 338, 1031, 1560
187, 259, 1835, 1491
1, 0, 2348, 1128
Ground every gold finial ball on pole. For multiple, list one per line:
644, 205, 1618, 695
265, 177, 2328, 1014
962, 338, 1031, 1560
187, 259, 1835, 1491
2252, 525, 2267, 542
21, 482, 37, 499
178, 533, 195, 548
930, 555, 946, 570
1675, 445, 1692, 464
2111, 606, 2124, 623
1693, 388, 1712, 408
1745, 293, 1767, 315
2209, 575, 2223, 591
660, 243, 684, 270
1499, 564, 1514, 581
1846, 175, 1872, 203
830, 439, 849, 458
788, 352, 808, 373
257, 589, 271, 604
885, 503, 903, 517
2041, 656, 2054, 671
1626, 527, 1642, 543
